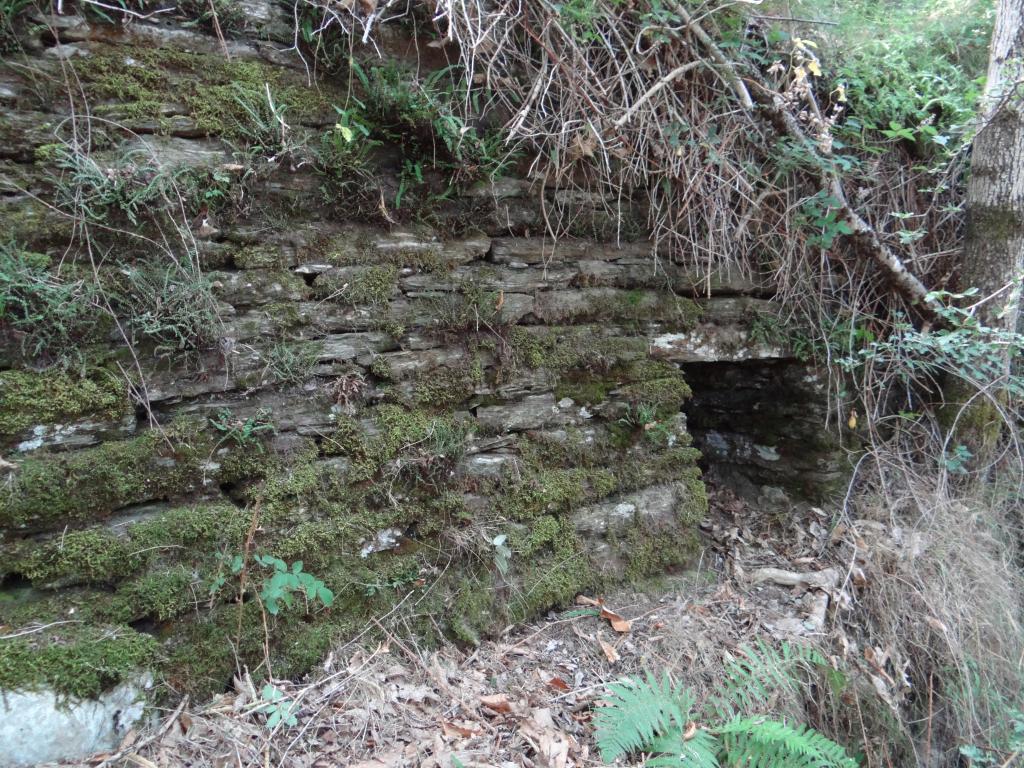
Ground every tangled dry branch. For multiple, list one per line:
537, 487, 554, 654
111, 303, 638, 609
296, 0, 955, 335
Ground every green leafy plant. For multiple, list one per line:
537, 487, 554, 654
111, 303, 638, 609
618, 402, 673, 443
252, 555, 334, 616
944, 444, 974, 475
258, 683, 299, 728
491, 533, 512, 578
840, 290, 1024, 399
801, 191, 854, 249
208, 552, 244, 596
53, 146, 174, 226
210, 407, 276, 448
208, 551, 333, 616
831, 0, 990, 157
594, 642, 856, 767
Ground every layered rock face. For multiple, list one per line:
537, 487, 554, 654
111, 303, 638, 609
0, 5, 841, 760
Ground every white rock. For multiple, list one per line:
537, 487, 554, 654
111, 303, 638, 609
0, 676, 151, 767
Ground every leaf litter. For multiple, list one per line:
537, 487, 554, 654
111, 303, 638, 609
56, 483, 916, 767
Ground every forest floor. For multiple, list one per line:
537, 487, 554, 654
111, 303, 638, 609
62, 484, 881, 768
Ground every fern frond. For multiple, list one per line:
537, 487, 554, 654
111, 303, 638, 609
647, 728, 720, 767
716, 640, 826, 716
593, 672, 694, 763
718, 716, 857, 768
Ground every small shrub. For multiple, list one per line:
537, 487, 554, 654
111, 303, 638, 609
209, 552, 334, 616
252, 555, 334, 616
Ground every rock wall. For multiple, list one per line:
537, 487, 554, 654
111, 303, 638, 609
0, 3, 842, 748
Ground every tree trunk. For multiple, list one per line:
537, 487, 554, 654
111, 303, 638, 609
947, 0, 1024, 455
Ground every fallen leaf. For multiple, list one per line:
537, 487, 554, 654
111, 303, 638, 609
520, 708, 573, 768
599, 639, 620, 663
442, 720, 481, 738
547, 676, 571, 693
116, 728, 137, 751
576, 595, 602, 607
599, 607, 631, 633
479, 693, 512, 714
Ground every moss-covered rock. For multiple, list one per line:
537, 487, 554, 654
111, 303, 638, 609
0, 424, 208, 532
72, 45, 336, 137
18, 529, 137, 587
0, 369, 130, 442
0, 625, 157, 699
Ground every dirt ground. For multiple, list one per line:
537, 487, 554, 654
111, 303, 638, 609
68, 484, 888, 768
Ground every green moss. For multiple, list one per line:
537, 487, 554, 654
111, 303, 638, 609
348, 265, 398, 305
624, 526, 700, 582
163, 602, 262, 700
0, 586, 122, 628
967, 202, 1024, 245
413, 366, 477, 409
499, 467, 617, 521
20, 529, 137, 586
369, 356, 394, 380
232, 244, 287, 269
508, 326, 648, 371
333, 405, 468, 484
511, 529, 593, 622
554, 379, 613, 405
0, 625, 157, 699
0, 200, 77, 253
449, 575, 497, 645
0, 368, 130, 440
674, 467, 709, 526
130, 503, 250, 551
549, 291, 703, 327
262, 301, 306, 332
618, 375, 692, 410
514, 514, 562, 557
615, 447, 704, 494
313, 264, 398, 306
0, 424, 207, 531
116, 566, 195, 622
316, 234, 449, 272
72, 46, 334, 138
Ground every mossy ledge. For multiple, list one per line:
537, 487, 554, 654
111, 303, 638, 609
0, 369, 131, 443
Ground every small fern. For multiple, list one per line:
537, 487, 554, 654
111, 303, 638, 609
594, 642, 855, 768
718, 717, 857, 768
593, 672, 696, 762
717, 640, 827, 715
